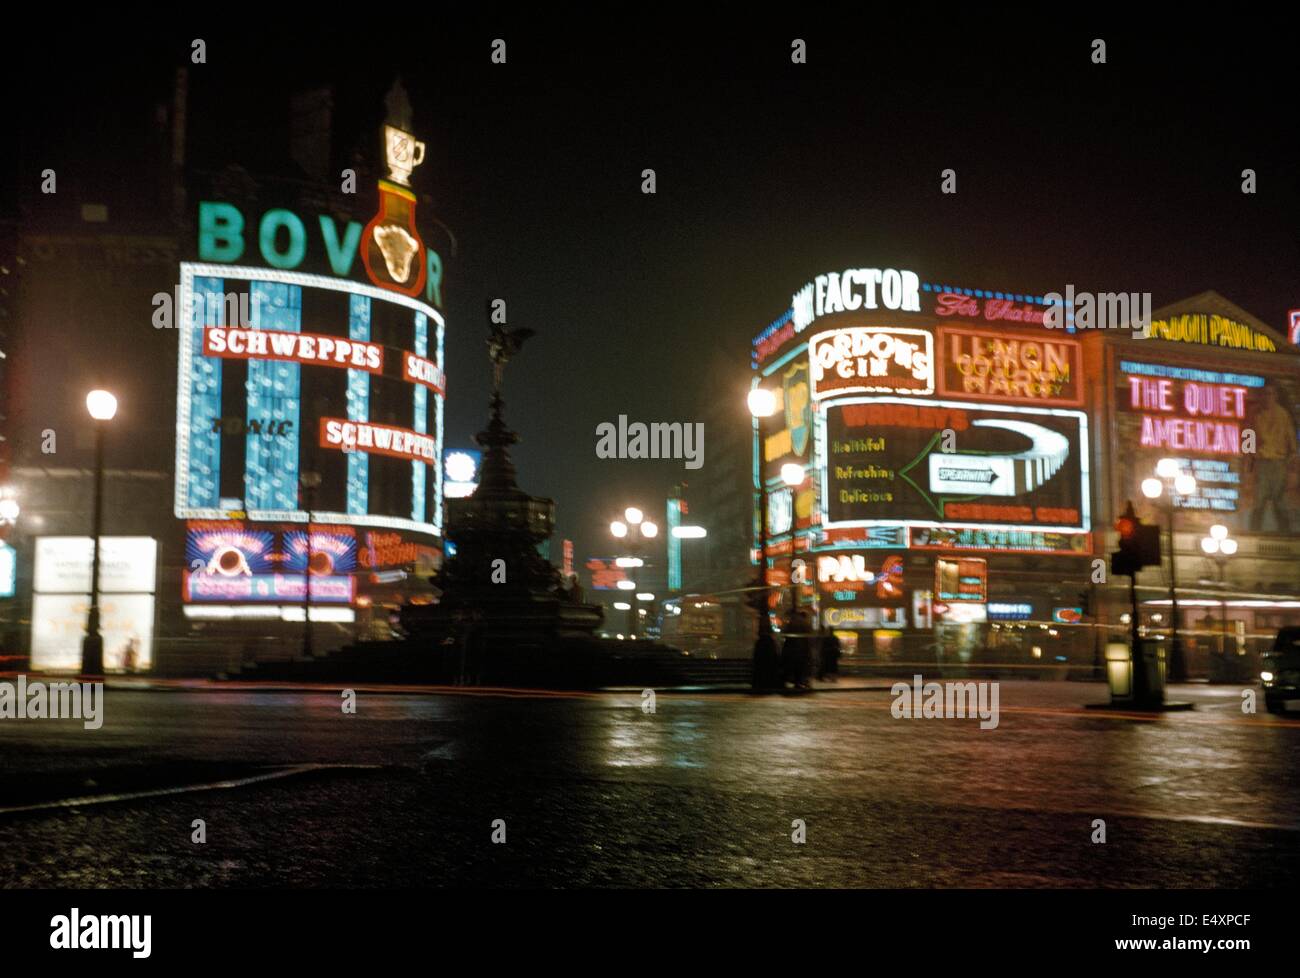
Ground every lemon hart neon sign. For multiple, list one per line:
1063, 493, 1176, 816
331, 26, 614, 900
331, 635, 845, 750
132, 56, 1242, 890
196, 200, 444, 306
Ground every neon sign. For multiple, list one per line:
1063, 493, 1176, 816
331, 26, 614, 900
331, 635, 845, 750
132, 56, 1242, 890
403, 351, 446, 393
1126, 374, 1246, 455
938, 326, 1082, 405
817, 397, 1090, 533
204, 326, 384, 373
174, 264, 445, 538
936, 557, 987, 603
791, 268, 921, 332
320, 418, 439, 463
196, 201, 443, 308
1138, 313, 1276, 352
932, 292, 1047, 326
808, 327, 934, 399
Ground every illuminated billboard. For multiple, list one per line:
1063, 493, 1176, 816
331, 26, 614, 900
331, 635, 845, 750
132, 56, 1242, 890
174, 263, 445, 538
182, 520, 435, 605
1115, 359, 1300, 529
585, 557, 632, 591
32, 536, 157, 672
936, 326, 1082, 406
809, 327, 934, 399
816, 397, 1090, 533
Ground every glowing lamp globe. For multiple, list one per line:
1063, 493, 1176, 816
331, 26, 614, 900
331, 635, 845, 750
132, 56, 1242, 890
747, 388, 777, 418
86, 389, 118, 421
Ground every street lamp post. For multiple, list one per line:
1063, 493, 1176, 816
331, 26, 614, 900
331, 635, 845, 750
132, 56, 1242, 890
747, 387, 782, 690
1141, 460, 1195, 682
300, 470, 322, 659
611, 508, 657, 639
81, 389, 118, 677
1200, 524, 1237, 677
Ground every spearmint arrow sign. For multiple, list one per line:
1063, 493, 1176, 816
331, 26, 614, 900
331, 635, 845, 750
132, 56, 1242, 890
927, 420, 1070, 496
819, 397, 1089, 532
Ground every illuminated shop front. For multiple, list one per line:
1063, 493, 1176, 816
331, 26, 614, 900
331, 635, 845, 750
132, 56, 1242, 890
752, 267, 1095, 665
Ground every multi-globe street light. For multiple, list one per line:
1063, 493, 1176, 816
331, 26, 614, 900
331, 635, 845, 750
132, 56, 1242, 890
610, 506, 657, 638
1200, 523, 1238, 671
81, 388, 118, 676
1141, 458, 1197, 682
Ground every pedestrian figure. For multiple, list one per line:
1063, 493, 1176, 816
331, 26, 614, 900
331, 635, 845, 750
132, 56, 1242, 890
752, 631, 780, 691
818, 627, 840, 681
782, 611, 813, 689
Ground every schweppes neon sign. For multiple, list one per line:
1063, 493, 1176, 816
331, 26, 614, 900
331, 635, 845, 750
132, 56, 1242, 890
1140, 313, 1275, 352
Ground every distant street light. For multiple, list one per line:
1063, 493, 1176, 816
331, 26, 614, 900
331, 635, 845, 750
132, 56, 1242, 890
671, 525, 707, 539
610, 508, 655, 637
81, 389, 118, 676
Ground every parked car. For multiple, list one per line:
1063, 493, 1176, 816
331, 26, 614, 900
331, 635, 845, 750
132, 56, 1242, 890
1261, 627, 1300, 714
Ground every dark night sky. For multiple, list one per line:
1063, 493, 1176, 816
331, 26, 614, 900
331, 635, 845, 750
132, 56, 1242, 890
6, 19, 1298, 566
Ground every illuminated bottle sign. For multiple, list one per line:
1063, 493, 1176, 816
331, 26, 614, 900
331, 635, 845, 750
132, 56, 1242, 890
809, 327, 934, 399
791, 267, 921, 333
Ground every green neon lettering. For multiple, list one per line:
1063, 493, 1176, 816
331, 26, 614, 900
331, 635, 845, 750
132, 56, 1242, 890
259, 208, 307, 269
197, 201, 245, 262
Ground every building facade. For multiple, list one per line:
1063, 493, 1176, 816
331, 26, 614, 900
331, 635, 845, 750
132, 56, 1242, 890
751, 267, 1300, 676
5, 75, 452, 675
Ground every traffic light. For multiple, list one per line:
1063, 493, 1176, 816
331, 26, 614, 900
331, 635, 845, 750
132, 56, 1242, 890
1111, 500, 1160, 577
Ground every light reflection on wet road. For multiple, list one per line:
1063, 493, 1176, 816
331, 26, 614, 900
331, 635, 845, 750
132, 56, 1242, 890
0, 681, 1296, 887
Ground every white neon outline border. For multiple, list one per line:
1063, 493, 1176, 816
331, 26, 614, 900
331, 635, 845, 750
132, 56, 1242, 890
175, 262, 445, 538
815, 395, 1091, 534
807, 326, 935, 399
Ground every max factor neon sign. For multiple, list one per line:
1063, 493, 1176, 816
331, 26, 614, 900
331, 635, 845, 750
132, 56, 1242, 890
791, 267, 921, 332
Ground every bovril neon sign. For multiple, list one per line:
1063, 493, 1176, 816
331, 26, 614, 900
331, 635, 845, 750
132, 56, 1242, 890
196, 200, 444, 307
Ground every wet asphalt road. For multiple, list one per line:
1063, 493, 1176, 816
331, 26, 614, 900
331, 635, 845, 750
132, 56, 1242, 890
1, 680, 1297, 887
